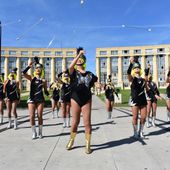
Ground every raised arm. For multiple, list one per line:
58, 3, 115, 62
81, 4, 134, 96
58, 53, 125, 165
127, 57, 134, 82
69, 50, 85, 75
22, 62, 34, 81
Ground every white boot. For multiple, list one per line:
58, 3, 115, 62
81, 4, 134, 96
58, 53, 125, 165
167, 111, 170, 122
63, 118, 66, 128
56, 109, 59, 118
152, 117, 156, 127
52, 111, 55, 119
108, 112, 111, 119
133, 124, 138, 139
139, 124, 145, 138
146, 117, 150, 128
32, 126, 37, 139
38, 125, 43, 139
0, 114, 3, 124
14, 118, 18, 130
7, 118, 12, 129
66, 117, 70, 128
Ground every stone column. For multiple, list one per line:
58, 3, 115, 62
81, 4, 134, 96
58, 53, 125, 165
4, 57, 9, 80
153, 55, 158, 85
62, 57, 66, 71
96, 57, 100, 82
51, 57, 55, 83
141, 55, 146, 72
118, 56, 123, 88
165, 54, 170, 78
107, 57, 111, 77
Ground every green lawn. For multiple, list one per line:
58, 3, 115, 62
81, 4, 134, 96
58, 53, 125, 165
98, 89, 167, 107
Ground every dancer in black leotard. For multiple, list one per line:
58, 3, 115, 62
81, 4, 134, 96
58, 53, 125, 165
50, 79, 60, 118
4, 68, 20, 129
104, 75, 119, 119
58, 70, 71, 128
22, 58, 49, 139
0, 73, 5, 124
166, 70, 170, 122
145, 65, 162, 127
127, 57, 147, 138
66, 47, 98, 154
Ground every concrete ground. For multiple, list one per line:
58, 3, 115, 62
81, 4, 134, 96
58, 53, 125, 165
0, 95, 170, 170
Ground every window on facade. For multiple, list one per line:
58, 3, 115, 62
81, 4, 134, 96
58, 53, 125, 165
145, 49, 153, 54
9, 57, 16, 73
157, 55, 165, 86
123, 56, 130, 87
44, 51, 51, 56
100, 58, 107, 83
55, 51, 63, 56
122, 50, 129, 55
1, 50, 5, 55
32, 51, 40, 56
9, 51, 16, 55
134, 49, 141, 54
111, 57, 118, 85
111, 50, 118, 55
44, 58, 51, 86
157, 48, 165, 53
55, 58, 62, 75
100, 51, 107, 55
0, 57, 5, 74
66, 58, 74, 69
21, 51, 28, 56
66, 51, 74, 56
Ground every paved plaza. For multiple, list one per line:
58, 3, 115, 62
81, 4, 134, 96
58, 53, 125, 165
0, 95, 170, 170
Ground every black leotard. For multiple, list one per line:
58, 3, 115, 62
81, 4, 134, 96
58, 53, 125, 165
0, 80, 3, 100
27, 77, 45, 103
146, 81, 160, 103
70, 70, 98, 107
60, 83, 71, 103
6, 80, 20, 101
105, 84, 116, 101
50, 82, 60, 101
130, 77, 147, 106
166, 84, 170, 99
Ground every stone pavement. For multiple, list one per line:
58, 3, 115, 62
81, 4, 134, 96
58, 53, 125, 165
0, 95, 170, 170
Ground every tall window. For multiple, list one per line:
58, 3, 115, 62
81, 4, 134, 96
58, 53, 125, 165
100, 58, 107, 83
21, 51, 28, 56
157, 55, 165, 86
9, 57, 16, 73
122, 56, 129, 87
111, 50, 118, 55
21, 58, 28, 90
0, 57, 5, 74
145, 55, 153, 74
111, 57, 118, 85
44, 58, 51, 86
55, 58, 62, 76
1, 50, 5, 55
66, 57, 74, 69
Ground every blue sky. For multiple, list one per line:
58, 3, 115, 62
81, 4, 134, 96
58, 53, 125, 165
1, 0, 170, 73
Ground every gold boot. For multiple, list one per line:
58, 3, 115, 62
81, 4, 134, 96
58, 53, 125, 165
66, 132, 76, 150
85, 133, 92, 154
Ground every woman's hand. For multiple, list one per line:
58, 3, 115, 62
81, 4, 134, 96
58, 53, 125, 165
129, 56, 135, 64
28, 62, 34, 68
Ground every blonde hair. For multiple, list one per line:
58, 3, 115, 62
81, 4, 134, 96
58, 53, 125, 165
131, 69, 143, 77
33, 69, 45, 78
8, 73, 17, 80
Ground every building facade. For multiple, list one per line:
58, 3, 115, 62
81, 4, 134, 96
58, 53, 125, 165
96, 44, 170, 88
1, 47, 77, 90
